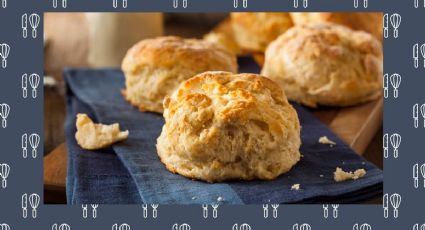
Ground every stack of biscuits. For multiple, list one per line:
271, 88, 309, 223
121, 13, 383, 183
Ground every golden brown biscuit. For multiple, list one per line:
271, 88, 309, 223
203, 19, 242, 56
290, 13, 383, 40
156, 71, 301, 182
230, 13, 293, 53
261, 23, 383, 107
122, 36, 238, 113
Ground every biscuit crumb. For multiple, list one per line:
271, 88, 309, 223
333, 167, 366, 182
217, 196, 224, 202
319, 174, 324, 178
319, 136, 336, 146
192, 196, 197, 200
291, 184, 300, 190
75, 113, 129, 150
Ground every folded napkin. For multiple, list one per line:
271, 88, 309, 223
65, 58, 383, 204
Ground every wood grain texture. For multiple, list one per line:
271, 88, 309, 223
44, 143, 67, 188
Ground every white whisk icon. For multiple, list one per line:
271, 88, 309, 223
0, 103, 10, 128
390, 193, 401, 218
233, 223, 251, 230
29, 193, 40, 218
389, 73, 401, 98
293, 223, 311, 230
29, 74, 40, 98
390, 133, 401, 158
29, 133, 40, 158
390, 14, 401, 38
0, 163, 10, 188
353, 223, 372, 230
0, 43, 10, 68
0, 224, 10, 230
1, 0, 6, 8
29, 14, 40, 39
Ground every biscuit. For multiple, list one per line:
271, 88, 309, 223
261, 23, 383, 107
290, 13, 383, 40
75, 113, 129, 150
230, 13, 293, 53
156, 71, 301, 182
203, 19, 241, 56
122, 36, 238, 113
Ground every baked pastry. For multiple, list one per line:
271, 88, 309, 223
121, 36, 238, 113
230, 13, 293, 53
157, 71, 301, 182
75, 113, 129, 150
203, 19, 241, 56
261, 23, 383, 107
290, 13, 383, 40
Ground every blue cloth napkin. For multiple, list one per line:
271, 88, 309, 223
65, 58, 383, 204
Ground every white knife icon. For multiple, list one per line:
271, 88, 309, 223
383, 74, 388, 98
22, 14, 28, 38
383, 193, 388, 218
414, 163, 419, 188
22, 133, 28, 158
383, 14, 389, 38
414, 103, 419, 128
383, 133, 388, 158
22, 193, 28, 218
22, 73, 28, 98
323, 204, 328, 218
414, 43, 419, 69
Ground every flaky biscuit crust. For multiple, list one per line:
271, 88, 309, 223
157, 71, 301, 182
261, 23, 383, 107
122, 36, 238, 113
230, 13, 293, 53
290, 13, 383, 41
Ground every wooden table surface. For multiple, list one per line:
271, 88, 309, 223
43, 13, 383, 204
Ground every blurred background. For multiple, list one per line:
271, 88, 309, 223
44, 13, 227, 153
